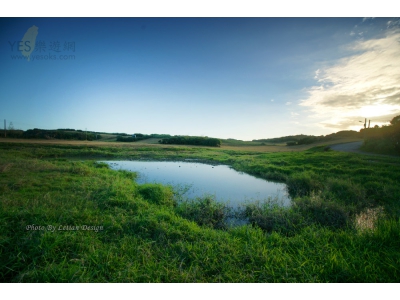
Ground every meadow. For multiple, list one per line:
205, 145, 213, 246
1, 140, 399, 282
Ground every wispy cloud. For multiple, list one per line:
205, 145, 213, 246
300, 29, 400, 131
285, 102, 292, 106
314, 69, 320, 79
270, 99, 274, 102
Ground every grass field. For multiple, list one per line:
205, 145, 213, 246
0, 136, 362, 152
1, 140, 399, 282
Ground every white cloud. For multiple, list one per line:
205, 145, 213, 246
291, 112, 299, 117
285, 102, 292, 105
270, 99, 274, 102
300, 30, 400, 131
314, 69, 320, 80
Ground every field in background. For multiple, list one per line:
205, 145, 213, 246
0, 137, 363, 152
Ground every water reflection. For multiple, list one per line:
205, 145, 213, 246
102, 160, 291, 207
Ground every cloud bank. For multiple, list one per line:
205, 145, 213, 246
300, 30, 400, 131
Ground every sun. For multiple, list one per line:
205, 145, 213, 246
357, 104, 400, 118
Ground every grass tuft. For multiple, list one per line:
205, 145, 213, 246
137, 183, 175, 207
175, 195, 230, 230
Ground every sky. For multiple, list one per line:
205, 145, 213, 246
1, 17, 400, 140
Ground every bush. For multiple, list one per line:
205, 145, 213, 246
116, 136, 136, 142
159, 136, 221, 147
116, 134, 152, 142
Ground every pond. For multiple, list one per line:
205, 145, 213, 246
102, 160, 291, 207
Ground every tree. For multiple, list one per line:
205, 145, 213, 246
361, 115, 400, 155
390, 115, 400, 126
8, 122, 14, 130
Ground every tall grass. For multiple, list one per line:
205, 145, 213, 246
1, 143, 399, 282
175, 195, 231, 230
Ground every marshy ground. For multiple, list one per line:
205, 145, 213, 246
0, 139, 399, 282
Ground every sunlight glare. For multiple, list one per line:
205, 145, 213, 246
357, 104, 400, 118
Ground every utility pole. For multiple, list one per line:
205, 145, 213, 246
368, 120, 371, 128
4, 119, 6, 138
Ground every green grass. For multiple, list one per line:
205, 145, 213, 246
1, 142, 400, 282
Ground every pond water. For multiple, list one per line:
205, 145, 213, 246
102, 160, 291, 207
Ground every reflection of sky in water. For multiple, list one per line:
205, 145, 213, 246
102, 161, 291, 207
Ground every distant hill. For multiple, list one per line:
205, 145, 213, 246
253, 134, 314, 143
0, 127, 361, 147
253, 131, 361, 146
0, 128, 173, 142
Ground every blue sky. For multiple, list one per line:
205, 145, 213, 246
1, 17, 399, 140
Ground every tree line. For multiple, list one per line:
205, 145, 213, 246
158, 136, 221, 147
360, 115, 400, 155
0, 128, 101, 141
285, 131, 361, 146
116, 134, 148, 142
116, 133, 172, 142
254, 134, 312, 144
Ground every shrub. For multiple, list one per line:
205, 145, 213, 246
116, 135, 136, 142
159, 136, 221, 147
116, 134, 152, 142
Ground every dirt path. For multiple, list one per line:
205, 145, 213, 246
330, 141, 364, 153
330, 141, 399, 158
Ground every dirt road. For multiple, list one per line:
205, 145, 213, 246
330, 141, 399, 158
329, 141, 364, 153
